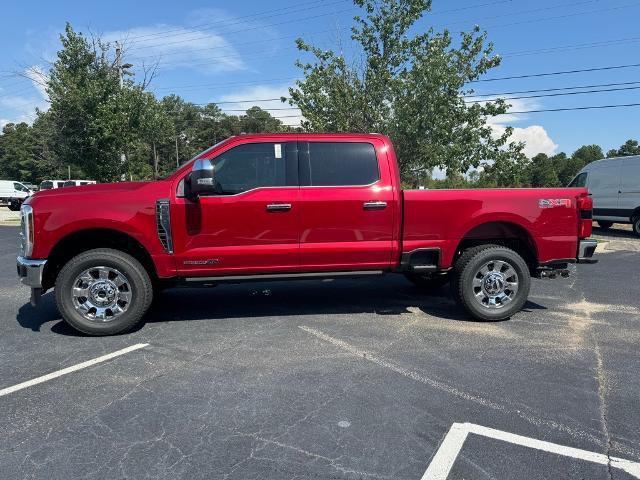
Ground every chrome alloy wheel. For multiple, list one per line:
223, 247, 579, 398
471, 260, 519, 309
71, 266, 132, 322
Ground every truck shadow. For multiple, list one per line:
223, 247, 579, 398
593, 225, 637, 239
16, 276, 548, 336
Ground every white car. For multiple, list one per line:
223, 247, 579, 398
39, 180, 68, 190
569, 155, 640, 236
0, 180, 33, 211
62, 179, 97, 187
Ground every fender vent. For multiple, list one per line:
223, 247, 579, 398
156, 199, 173, 254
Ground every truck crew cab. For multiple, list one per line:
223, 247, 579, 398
17, 134, 597, 335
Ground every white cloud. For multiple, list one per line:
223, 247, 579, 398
486, 98, 558, 157
105, 26, 245, 75
0, 66, 50, 128
216, 84, 304, 127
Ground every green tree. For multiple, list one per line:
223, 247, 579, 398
288, 0, 524, 180
556, 144, 603, 185
529, 153, 560, 187
0, 122, 39, 182
478, 155, 531, 187
45, 24, 165, 182
607, 139, 640, 157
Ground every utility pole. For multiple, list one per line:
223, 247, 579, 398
115, 42, 123, 88
115, 42, 133, 180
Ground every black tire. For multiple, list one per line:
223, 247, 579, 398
633, 216, 640, 237
8, 200, 21, 211
451, 244, 531, 321
405, 272, 450, 290
55, 248, 153, 336
597, 221, 613, 229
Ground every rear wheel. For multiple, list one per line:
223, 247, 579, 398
451, 245, 531, 321
55, 248, 153, 336
597, 221, 613, 229
633, 216, 640, 237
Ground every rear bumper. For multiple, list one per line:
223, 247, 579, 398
577, 239, 598, 264
17, 256, 47, 288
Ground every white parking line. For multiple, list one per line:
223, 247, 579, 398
0, 343, 149, 397
422, 422, 640, 479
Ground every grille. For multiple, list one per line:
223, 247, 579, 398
155, 199, 173, 254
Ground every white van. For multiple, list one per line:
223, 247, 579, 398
62, 179, 96, 187
0, 180, 34, 210
569, 155, 640, 236
40, 180, 67, 190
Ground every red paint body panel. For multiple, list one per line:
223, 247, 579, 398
297, 136, 398, 271
402, 188, 586, 268
27, 181, 176, 277
25, 133, 590, 281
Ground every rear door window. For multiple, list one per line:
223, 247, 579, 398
301, 142, 379, 186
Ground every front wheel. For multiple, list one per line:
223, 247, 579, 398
55, 248, 153, 335
451, 245, 531, 321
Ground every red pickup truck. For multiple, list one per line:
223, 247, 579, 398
17, 133, 597, 335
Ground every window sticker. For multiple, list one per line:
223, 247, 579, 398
274, 143, 282, 159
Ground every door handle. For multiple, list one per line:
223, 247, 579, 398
266, 203, 292, 212
363, 201, 387, 210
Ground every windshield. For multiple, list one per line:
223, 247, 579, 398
163, 138, 230, 179
40, 181, 53, 190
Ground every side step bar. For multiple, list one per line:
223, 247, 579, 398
182, 270, 385, 285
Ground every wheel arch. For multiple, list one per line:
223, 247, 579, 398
453, 221, 539, 270
43, 228, 157, 290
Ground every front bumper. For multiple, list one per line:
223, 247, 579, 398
17, 256, 47, 287
17, 257, 47, 305
577, 239, 598, 264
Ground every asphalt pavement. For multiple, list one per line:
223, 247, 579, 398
1, 224, 639, 479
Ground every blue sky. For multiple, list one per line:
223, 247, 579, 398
1, 0, 639, 158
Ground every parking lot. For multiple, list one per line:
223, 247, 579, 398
1, 223, 639, 479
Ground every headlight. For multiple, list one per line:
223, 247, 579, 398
20, 204, 34, 257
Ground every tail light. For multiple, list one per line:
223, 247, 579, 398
577, 194, 593, 239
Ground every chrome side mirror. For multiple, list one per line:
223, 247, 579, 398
188, 158, 215, 197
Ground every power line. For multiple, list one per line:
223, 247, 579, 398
479, 0, 640, 32
127, 6, 356, 52
129, 28, 333, 63
501, 35, 640, 58
123, 0, 340, 42
153, 77, 300, 91
124, 0, 628, 60
468, 84, 640, 103
441, 0, 600, 29
473, 62, 640, 82
127, 0, 512, 51
502, 102, 640, 114
468, 80, 640, 97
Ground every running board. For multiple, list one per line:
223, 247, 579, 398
183, 270, 385, 284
